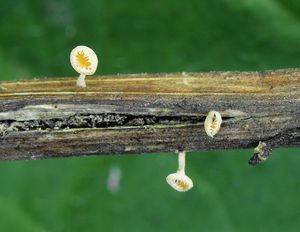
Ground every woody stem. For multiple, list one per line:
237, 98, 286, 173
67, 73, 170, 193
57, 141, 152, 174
0, 69, 299, 161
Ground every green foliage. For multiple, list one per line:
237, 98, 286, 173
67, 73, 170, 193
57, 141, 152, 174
0, 0, 299, 231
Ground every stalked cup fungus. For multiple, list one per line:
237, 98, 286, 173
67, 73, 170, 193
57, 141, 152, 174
70, 45, 98, 88
166, 151, 193, 192
204, 110, 222, 138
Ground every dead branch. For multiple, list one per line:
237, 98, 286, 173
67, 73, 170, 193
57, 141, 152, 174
0, 69, 299, 161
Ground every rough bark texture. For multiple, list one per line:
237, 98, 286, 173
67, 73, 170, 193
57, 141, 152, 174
0, 69, 299, 161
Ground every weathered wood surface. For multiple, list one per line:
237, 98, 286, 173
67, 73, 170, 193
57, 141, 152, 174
0, 69, 299, 161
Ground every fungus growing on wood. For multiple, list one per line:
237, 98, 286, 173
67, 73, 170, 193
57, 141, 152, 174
166, 151, 193, 192
204, 110, 222, 138
70, 45, 98, 88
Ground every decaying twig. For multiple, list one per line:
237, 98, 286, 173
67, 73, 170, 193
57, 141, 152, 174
0, 69, 299, 161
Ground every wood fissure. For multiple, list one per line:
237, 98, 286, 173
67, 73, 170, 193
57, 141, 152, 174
0, 113, 210, 133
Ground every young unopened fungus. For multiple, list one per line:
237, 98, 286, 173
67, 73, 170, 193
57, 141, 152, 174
166, 151, 193, 192
248, 141, 272, 165
70, 45, 98, 88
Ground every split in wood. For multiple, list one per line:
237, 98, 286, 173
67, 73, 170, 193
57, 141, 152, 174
0, 106, 237, 137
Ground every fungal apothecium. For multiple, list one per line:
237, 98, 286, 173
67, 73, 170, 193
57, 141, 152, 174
70, 45, 98, 88
166, 151, 193, 192
204, 110, 222, 138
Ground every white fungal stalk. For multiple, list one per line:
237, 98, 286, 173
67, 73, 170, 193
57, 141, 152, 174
77, 74, 87, 88
70, 45, 98, 88
166, 151, 193, 192
204, 110, 222, 138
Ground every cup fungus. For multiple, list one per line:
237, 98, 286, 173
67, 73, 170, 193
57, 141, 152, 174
70, 45, 98, 88
204, 110, 222, 138
166, 151, 193, 192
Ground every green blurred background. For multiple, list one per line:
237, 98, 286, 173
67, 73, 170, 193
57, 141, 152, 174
0, 0, 300, 231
